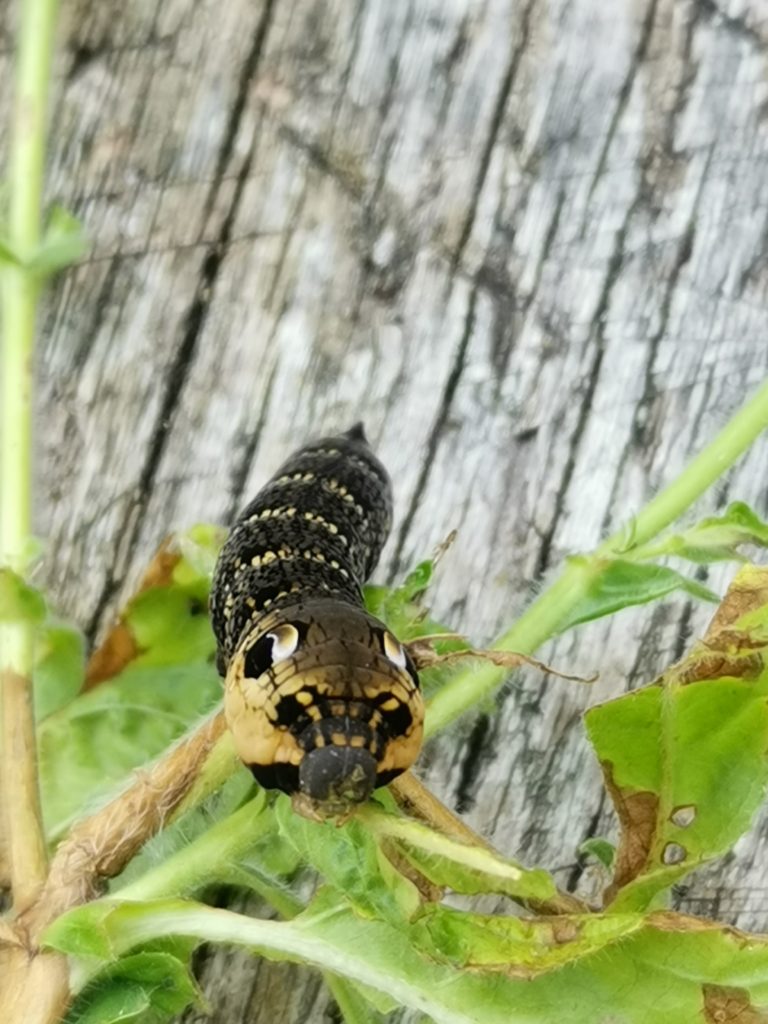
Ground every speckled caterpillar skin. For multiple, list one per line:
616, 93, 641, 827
210, 424, 424, 815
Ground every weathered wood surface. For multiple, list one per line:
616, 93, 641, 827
12, 0, 768, 1017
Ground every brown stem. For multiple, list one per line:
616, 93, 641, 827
20, 710, 227, 940
406, 636, 596, 684
1, 662, 48, 911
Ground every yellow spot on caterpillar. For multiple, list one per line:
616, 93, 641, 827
296, 691, 314, 706
378, 698, 400, 712
349, 735, 365, 748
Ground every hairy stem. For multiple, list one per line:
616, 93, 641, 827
0, 0, 60, 911
113, 791, 271, 902
425, 377, 768, 735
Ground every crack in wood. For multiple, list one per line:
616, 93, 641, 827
224, 356, 281, 523
85, 0, 278, 646
455, 712, 492, 814
451, 0, 535, 273
584, 0, 660, 213
388, 285, 478, 578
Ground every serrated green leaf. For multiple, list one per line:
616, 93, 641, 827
557, 558, 718, 633
634, 501, 768, 565
364, 553, 452, 646
28, 204, 87, 276
275, 799, 420, 924
0, 567, 46, 623
64, 952, 200, 1024
45, 897, 768, 1024
397, 560, 434, 602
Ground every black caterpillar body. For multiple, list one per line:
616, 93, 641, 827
210, 423, 424, 816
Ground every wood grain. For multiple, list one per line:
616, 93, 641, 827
11, 0, 768, 1018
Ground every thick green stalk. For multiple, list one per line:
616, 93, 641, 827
113, 794, 274, 902
0, 0, 60, 909
111, 797, 371, 1024
425, 377, 768, 736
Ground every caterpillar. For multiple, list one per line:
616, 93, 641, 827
210, 423, 424, 818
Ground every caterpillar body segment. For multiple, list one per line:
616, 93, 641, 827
210, 424, 424, 817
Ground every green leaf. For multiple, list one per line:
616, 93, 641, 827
174, 523, 226, 582
0, 567, 46, 623
39, 661, 220, 839
38, 526, 224, 838
64, 952, 200, 1024
361, 806, 558, 905
585, 649, 768, 909
413, 904, 643, 972
28, 204, 87, 276
45, 897, 768, 1024
127, 579, 215, 667
578, 837, 616, 870
34, 621, 85, 719
364, 554, 453, 645
633, 502, 768, 564
557, 558, 718, 633
110, 772, 258, 895
275, 799, 421, 924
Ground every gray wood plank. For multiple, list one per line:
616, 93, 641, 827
15, 0, 768, 1018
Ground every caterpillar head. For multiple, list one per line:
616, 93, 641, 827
223, 599, 423, 818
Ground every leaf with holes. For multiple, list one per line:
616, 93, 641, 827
585, 564, 768, 910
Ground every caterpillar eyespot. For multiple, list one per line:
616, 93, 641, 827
242, 623, 301, 678
382, 630, 408, 670
267, 624, 301, 665
210, 423, 424, 818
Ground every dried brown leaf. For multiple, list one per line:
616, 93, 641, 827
82, 538, 180, 690
703, 983, 768, 1022
602, 762, 658, 900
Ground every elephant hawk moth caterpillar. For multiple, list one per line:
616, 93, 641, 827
210, 423, 424, 818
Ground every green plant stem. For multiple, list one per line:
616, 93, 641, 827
425, 377, 768, 736
0, 0, 60, 910
113, 793, 273, 902
112, 797, 373, 1024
